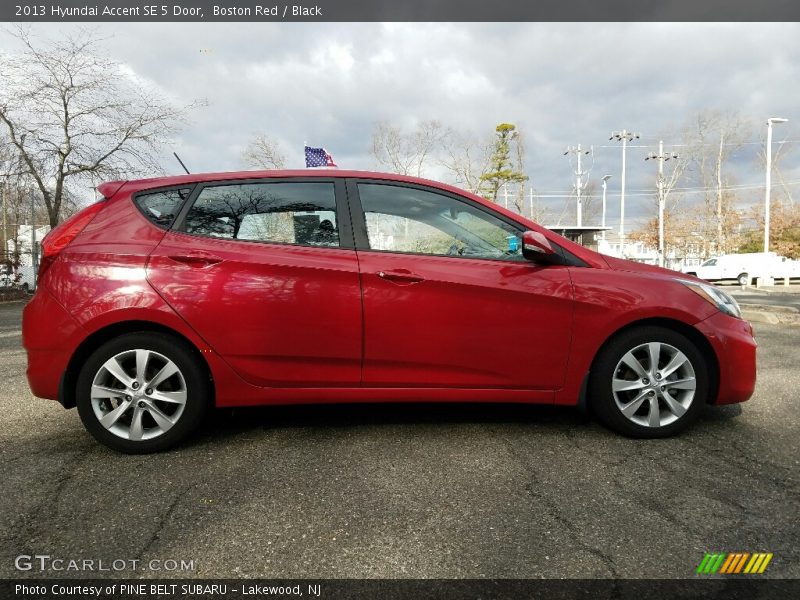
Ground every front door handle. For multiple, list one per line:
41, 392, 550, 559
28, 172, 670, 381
377, 270, 424, 285
167, 254, 223, 268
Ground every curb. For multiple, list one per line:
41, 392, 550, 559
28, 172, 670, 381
740, 303, 800, 326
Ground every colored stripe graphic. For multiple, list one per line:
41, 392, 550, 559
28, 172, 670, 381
733, 553, 749, 573
699, 552, 774, 575
720, 553, 738, 573
697, 554, 712, 574
719, 554, 736, 573
758, 553, 773, 573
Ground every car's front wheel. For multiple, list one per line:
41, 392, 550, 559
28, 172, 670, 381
76, 332, 209, 453
589, 326, 710, 438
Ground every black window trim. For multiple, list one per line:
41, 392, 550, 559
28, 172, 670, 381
345, 178, 587, 267
132, 184, 197, 231
170, 177, 355, 251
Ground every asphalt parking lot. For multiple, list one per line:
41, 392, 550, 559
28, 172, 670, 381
0, 300, 798, 579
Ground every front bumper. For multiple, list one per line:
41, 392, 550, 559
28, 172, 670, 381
696, 311, 757, 405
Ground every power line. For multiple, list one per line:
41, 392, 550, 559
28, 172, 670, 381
595, 139, 800, 149
526, 178, 800, 197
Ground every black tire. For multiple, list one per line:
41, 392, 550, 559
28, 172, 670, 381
589, 326, 710, 438
737, 272, 749, 286
76, 332, 209, 453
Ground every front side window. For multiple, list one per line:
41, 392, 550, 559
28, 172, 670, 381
183, 182, 339, 247
358, 183, 523, 260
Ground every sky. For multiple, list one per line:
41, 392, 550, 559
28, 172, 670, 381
1, 22, 799, 231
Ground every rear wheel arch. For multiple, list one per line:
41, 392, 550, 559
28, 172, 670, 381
61, 321, 214, 410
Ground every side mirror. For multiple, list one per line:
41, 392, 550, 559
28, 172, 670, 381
522, 230, 559, 263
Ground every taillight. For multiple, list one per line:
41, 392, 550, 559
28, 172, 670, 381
38, 201, 106, 282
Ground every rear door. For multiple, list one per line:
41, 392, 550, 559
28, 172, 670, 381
147, 178, 362, 388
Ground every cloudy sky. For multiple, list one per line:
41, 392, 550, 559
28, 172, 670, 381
2, 22, 799, 230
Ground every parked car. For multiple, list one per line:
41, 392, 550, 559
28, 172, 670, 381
22, 171, 757, 452
0, 262, 12, 287
683, 252, 799, 285
0, 262, 35, 291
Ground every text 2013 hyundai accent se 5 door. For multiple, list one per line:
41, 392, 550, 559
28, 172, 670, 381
22, 170, 757, 453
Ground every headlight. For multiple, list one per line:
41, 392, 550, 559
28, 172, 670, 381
678, 279, 742, 319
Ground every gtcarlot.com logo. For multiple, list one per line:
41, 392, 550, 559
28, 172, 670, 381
14, 554, 195, 572
697, 552, 773, 575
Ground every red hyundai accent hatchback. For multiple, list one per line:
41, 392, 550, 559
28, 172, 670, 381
22, 170, 756, 453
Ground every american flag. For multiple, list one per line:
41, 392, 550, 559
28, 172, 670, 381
304, 146, 337, 168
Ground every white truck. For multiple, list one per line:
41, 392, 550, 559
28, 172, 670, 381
683, 252, 800, 285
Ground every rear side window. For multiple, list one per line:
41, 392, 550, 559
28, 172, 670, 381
182, 182, 339, 247
135, 188, 192, 229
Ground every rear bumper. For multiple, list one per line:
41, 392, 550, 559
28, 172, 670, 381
696, 311, 757, 405
22, 288, 83, 402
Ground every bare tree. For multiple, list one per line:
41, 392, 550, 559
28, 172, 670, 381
0, 27, 192, 227
512, 129, 527, 213
371, 120, 445, 177
683, 110, 751, 253
241, 133, 286, 170
756, 134, 794, 207
440, 130, 493, 194
580, 180, 601, 224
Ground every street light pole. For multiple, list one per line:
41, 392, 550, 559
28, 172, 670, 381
601, 175, 612, 240
610, 130, 640, 257
764, 117, 788, 253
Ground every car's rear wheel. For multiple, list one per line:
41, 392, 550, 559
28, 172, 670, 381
76, 332, 209, 453
589, 326, 709, 438
737, 272, 750, 286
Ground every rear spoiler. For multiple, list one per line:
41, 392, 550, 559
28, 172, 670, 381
96, 180, 127, 199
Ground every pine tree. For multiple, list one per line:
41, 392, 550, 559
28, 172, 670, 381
479, 123, 528, 202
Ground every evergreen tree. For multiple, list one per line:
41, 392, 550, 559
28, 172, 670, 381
479, 123, 528, 202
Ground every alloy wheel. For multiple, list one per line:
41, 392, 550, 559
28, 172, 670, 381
611, 341, 697, 428
90, 349, 187, 441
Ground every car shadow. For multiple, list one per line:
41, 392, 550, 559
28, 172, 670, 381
187, 400, 743, 446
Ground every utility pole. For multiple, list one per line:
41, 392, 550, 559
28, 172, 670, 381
30, 187, 38, 290
1, 182, 6, 266
563, 144, 593, 227
529, 187, 536, 219
610, 130, 640, 257
503, 184, 509, 210
646, 141, 679, 268
601, 175, 612, 241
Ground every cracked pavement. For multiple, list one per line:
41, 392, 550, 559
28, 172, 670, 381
0, 300, 797, 579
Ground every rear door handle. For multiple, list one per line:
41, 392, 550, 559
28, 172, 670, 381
167, 254, 223, 268
377, 270, 424, 285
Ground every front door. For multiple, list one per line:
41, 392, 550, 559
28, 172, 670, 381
351, 181, 574, 390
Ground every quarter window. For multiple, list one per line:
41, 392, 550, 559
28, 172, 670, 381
183, 182, 339, 247
135, 188, 192, 229
358, 183, 523, 260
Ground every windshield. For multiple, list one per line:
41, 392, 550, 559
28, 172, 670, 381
702, 259, 717, 266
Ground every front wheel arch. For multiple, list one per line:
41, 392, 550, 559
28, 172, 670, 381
61, 321, 214, 410
588, 324, 715, 437
587, 317, 719, 406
